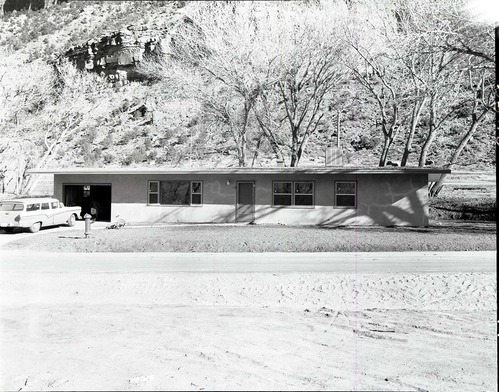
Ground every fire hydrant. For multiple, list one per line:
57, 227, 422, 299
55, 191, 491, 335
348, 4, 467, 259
84, 213, 92, 238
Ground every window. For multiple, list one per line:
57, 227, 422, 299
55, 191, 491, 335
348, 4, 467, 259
148, 181, 203, 206
41, 202, 50, 210
51, 201, 59, 209
335, 181, 356, 207
26, 203, 40, 212
273, 181, 314, 207
191, 181, 202, 205
148, 181, 159, 204
294, 182, 314, 206
0, 203, 24, 211
273, 182, 292, 206
161, 181, 190, 205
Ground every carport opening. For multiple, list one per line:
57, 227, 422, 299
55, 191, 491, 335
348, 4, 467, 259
63, 184, 112, 222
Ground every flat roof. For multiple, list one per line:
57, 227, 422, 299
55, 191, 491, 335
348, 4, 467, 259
28, 167, 451, 175
0, 197, 58, 203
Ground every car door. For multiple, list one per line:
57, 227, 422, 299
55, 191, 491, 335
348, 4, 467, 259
25, 202, 41, 227
40, 201, 53, 226
51, 200, 65, 225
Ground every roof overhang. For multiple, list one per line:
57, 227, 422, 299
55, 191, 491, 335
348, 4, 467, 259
28, 166, 451, 176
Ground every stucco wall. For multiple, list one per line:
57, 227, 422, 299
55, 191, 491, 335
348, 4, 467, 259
54, 172, 429, 226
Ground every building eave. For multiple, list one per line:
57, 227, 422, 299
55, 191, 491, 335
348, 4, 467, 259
28, 166, 452, 176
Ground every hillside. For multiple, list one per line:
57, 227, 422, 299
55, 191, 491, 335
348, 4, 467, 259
0, 0, 495, 195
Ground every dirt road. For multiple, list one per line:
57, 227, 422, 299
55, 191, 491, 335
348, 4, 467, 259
1, 250, 496, 391
0, 250, 495, 273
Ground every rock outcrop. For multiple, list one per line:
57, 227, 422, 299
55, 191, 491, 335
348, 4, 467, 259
64, 25, 168, 86
1, 0, 63, 14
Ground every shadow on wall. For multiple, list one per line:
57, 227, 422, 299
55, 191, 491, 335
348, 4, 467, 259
320, 192, 427, 226
119, 172, 430, 227
138, 190, 427, 227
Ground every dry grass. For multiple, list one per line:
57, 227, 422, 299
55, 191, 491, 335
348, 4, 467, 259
2, 222, 496, 252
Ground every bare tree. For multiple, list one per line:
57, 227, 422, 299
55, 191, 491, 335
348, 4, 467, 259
429, 62, 495, 196
345, 37, 404, 166
140, 2, 271, 167
276, 37, 346, 167
20, 61, 108, 194
252, 1, 349, 167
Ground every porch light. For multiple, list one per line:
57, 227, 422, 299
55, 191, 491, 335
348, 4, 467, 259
226, 180, 231, 186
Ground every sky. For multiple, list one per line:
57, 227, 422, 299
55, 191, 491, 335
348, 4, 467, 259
464, 0, 499, 26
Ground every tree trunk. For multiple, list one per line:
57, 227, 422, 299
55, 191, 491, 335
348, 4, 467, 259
296, 132, 311, 166
255, 117, 284, 163
429, 113, 485, 197
418, 99, 437, 167
449, 114, 482, 166
401, 97, 426, 166
418, 131, 436, 167
290, 125, 300, 167
378, 136, 393, 166
250, 135, 263, 167
237, 140, 246, 167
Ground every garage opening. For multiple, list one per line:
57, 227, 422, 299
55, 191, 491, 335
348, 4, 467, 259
63, 184, 112, 222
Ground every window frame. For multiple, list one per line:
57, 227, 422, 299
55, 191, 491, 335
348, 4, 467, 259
334, 180, 357, 208
148, 181, 160, 205
294, 181, 315, 207
190, 181, 203, 206
272, 181, 293, 207
147, 180, 203, 206
26, 203, 41, 212
272, 180, 315, 208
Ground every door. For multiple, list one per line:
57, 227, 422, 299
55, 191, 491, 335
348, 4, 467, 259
236, 182, 255, 223
63, 184, 112, 222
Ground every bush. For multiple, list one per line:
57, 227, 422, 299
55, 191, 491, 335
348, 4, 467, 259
118, 130, 137, 145
102, 152, 114, 164
429, 195, 496, 221
121, 145, 147, 165
101, 133, 113, 149
350, 135, 380, 151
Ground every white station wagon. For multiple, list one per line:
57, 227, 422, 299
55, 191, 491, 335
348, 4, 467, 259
0, 197, 81, 233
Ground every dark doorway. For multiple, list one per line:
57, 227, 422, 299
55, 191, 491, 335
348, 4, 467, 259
63, 184, 112, 222
236, 182, 255, 223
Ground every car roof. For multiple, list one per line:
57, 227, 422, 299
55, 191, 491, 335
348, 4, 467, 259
0, 198, 58, 204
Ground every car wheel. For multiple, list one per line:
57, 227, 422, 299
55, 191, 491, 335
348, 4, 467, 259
3, 227, 14, 233
28, 222, 41, 233
67, 214, 76, 227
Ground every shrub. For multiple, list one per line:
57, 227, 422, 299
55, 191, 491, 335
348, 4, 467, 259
101, 133, 113, 149
121, 145, 147, 165
429, 195, 496, 221
102, 152, 114, 164
118, 130, 137, 145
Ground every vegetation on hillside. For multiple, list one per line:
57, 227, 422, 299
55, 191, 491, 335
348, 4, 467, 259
0, 0, 495, 195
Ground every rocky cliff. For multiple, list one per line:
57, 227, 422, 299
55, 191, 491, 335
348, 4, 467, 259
64, 26, 165, 86
1, 0, 63, 14
63, 12, 189, 86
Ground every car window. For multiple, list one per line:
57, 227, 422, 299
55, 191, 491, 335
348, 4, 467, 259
41, 202, 50, 210
51, 202, 59, 209
26, 203, 40, 212
0, 203, 24, 211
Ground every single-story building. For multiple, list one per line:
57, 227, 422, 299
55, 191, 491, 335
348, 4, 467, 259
27, 166, 450, 226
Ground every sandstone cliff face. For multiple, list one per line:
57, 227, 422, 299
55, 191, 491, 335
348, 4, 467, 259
64, 13, 190, 86
64, 26, 167, 86
1, 0, 63, 14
